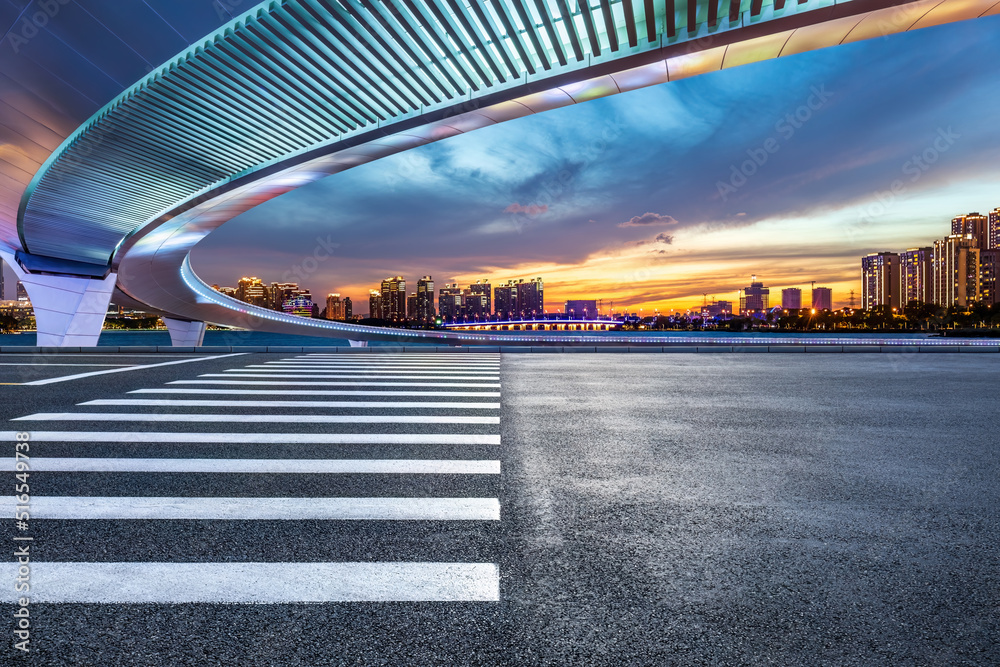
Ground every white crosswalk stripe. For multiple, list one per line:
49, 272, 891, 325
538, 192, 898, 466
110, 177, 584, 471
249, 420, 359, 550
4, 458, 500, 474
0, 431, 499, 444
170, 380, 500, 387
129, 388, 501, 397
6, 354, 503, 603
3, 496, 500, 520
203, 373, 500, 380
15, 412, 500, 424
0, 563, 499, 603
80, 399, 501, 409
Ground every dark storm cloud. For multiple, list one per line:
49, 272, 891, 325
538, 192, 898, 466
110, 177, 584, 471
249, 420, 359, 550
618, 213, 679, 228
192, 15, 1000, 289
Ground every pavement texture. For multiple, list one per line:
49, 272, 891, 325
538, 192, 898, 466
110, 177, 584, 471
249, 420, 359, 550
1, 352, 997, 666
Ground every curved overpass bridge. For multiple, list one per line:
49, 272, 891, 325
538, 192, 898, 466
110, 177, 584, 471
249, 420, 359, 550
1, 0, 995, 346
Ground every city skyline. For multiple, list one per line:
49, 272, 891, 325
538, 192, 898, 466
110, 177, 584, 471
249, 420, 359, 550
171, 15, 1000, 314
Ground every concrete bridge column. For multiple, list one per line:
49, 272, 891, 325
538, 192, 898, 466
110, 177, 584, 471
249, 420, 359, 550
164, 317, 207, 347
1, 249, 115, 347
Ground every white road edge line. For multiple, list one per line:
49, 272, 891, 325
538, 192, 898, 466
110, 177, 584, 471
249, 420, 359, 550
22, 354, 247, 386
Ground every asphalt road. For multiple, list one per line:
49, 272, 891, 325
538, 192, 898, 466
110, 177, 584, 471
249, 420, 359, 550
1, 352, 998, 666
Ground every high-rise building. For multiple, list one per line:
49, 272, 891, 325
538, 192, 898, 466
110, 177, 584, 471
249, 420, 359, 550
463, 291, 489, 320
468, 280, 491, 315
236, 277, 270, 308
406, 293, 417, 320
16, 281, 29, 303
271, 282, 303, 311
812, 287, 833, 311
415, 276, 435, 323
343, 297, 353, 319
516, 277, 544, 319
380, 276, 406, 321
438, 283, 464, 322
861, 253, 900, 311
951, 212, 989, 249
368, 290, 382, 320
493, 281, 517, 320
564, 300, 598, 319
326, 293, 344, 320
899, 247, 933, 305
0, 256, 4, 300
932, 235, 979, 308
989, 208, 1000, 250
283, 296, 313, 317
739, 276, 769, 314
701, 301, 733, 319
980, 250, 999, 306
781, 288, 801, 310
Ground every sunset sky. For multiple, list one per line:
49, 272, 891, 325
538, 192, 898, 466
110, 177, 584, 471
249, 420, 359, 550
178, 15, 999, 315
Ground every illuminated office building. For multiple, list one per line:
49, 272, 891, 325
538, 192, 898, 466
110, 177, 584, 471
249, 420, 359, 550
988, 208, 1000, 250
899, 247, 933, 305
326, 293, 344, 320
493, 281, 517, 320
932, 235, 979, 308
861, 253, 900, 311
368, 290, 382, 320
380, 276, 406, 321
951, 212, 989, 249
416, 276, 435, 323
564, 300, 598, 319
438, 283, 464, 322
781, 288, 801, 310
812, 287, 833, 311
739, 276, 769, 314
979, 249, 999, 306
282, 296, 313, 317
468, 280, 491, 315
516, 278, 544, 319
236, 277, 271, 308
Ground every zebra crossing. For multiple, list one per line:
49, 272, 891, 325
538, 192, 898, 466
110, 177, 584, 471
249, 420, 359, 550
4, 352, 502, 604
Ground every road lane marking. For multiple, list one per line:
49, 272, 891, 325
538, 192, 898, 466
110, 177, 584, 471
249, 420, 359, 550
14, 413, 500, 424
131, 388, 501, 397
0, 431, 500, 444
205, 373, 500, 380
22, 354, 247, 386
0, 363, 135, 367
1, 496, 501, 520
3, 458, 501, 474
229, 368, 498, 375
257, 365, 500, 370
80, 399, 500, 409
171, 380, 500, 387
0, 562, 500, 603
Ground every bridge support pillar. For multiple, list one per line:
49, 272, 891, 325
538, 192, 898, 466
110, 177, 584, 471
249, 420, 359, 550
0, 250, 115, 347
164, 317, 206, 347
348, 340, 368, 347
